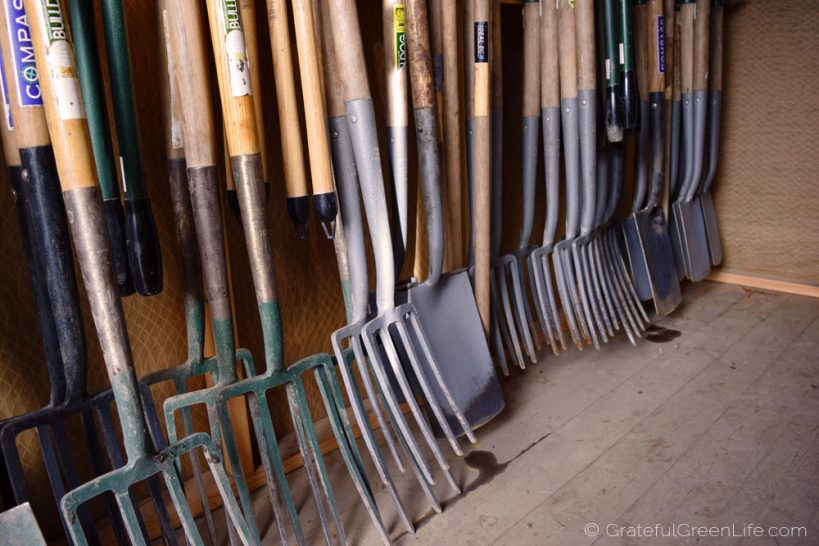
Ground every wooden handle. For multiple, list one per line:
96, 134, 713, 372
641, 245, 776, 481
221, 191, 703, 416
265, 0, 309, 199
522, 1, 540, 117
406, 0, 435, 109
328, 0, 371, 102
167, 0, 218, 168
318, 0, 344, 117
24, 0, 96, 190
292, 0, 334, 196
574, 0, 596, 92
557, 0, 578, 100
710, 0, 723, 92
158, 0, 185, 161
673, 8, 681, 100
540, 0, 560, 109
473, 0, 491, 333
692, 0, 710, 91
2, 1, 50, 149
646, 0, 665, 94
679, 1, 694, 95
205, 0, 259, 156
490, 0, 502, 109
464, 0, 474, 120
634, 1, 649, 100
383, 0, 410, 127
663, 0, 675, 98
0, 4, 21, 167
441, 0, 463, 269
241, 0, 268, 180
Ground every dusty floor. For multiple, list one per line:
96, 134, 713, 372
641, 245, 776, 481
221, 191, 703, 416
211, 281, 819, 545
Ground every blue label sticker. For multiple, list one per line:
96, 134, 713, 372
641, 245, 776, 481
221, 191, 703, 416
5, 0, 42, 107
474, 21, 488, 63
658, 15, 665, 73
0, 44, 13, 129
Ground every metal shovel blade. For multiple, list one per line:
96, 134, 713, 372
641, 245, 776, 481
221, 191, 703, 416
405, 270, 505, 434
634, 206, 683, 316
673, 199, 712, 282
0, 503, 47, 545
622, 216, 653, 302
700, 191, 723, 266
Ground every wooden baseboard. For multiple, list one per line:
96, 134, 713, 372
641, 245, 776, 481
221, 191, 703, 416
707, 271, 819, 299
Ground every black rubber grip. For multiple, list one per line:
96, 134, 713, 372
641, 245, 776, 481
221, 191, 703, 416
313, 192, 338, 224
104, 197, 134, 295
19, 145, 89, 399
620, 69, 639, 132
125, 197, 163, 296
287, 196, 309, 238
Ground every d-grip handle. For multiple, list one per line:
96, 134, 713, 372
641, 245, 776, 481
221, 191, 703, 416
406, 0, 444, 286
24, 0, 149, 457
101, 0, 163, 296
70, 0, 132, 296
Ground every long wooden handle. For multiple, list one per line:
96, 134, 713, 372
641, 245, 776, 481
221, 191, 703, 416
318, 0, 344, 118
540, 0, 560, 109
329, 0, 371, 102
558, 0, 578, 101
575, 0, 596, 93
646, 0, 665, 94
206, 0, 259, 156
441, 0, 463, 269
266, 0, 309, 204
634, 0, 649, 101
406, 0, 435, 109
241, 0, 268, 181
383, 0, 410, 127
522, 1, 540, 118
473, 0, 491, 333
692, 0, 710, 92
292, 0, 335, 198
710, 0, 723, 93
464, 0, 474, 122
157, 0, 185, 161
167, 0, 218, 168
679, 0, 694, 95
673, 5, 682, 101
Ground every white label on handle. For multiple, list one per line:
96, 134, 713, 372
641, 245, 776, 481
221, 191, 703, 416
619, 42, 624, 65
226, 30, 251, 97
46, 41, 84, 120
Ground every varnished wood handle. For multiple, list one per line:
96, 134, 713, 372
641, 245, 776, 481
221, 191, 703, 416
318, 0, 345, 118
292, 0, 335, 197
710, 0, 723, 92
574, 0, 596, 92
673, 7, 682, 101
634, 1, 649, 101
522, 1, 540, 117
328, 0, 371, 102
241, 0, 268, 181
473, 0, 491, 333
646, 0, 665, 94
265, 0, 309, 201
204, 0, 259, 157
692, 0, 710, 92
441, 0, 463, 269
464, 0, 474, 121
23, 0, 96, 190
558, 0, 578, 100
158, 0, 185, 161
167, 0, 218, 168
540, 0, 560, 109
679, 1, 694, 95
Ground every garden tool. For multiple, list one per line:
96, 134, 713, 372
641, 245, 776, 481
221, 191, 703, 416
623, 0, 683, 317
226, 0, 269, 221
552, 0, 591, 351
328, 0, 476, 494
618, 0, 639, 131
139, 3, 259, 541
529, 0, 568, 356
69, 0, 132, 296
669, 0, 711, 282
464, 0, 474, 264
486, 0, 537, 370
602, 0, 624, 142
0, 7, 178, 543
699, 0, 723, 266
399, 0, 504, 436
203, 1, 392, 543
668, 2, 686, 277
265, 0, 312, 237
318, 0, 444, 528
441, 0, 464, 271
383, 0, 410, 274
291, 0, 338, 239
0, 503, 47, 546
21, 2, 253, 544
99, 0, 163, 296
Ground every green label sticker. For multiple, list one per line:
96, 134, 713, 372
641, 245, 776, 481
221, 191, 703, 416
394, 5, 406, 70
40, 0, 70, 43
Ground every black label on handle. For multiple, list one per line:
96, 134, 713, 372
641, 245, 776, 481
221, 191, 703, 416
658, 16, 665, 73
475, 21, 488, 63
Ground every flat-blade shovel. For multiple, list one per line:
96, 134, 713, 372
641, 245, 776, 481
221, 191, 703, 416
20, 1, 255, 543
400, 0, 504, 435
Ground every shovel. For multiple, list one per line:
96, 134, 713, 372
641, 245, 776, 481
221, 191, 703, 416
99, 0, 164, 296
669, 0, 711, 282
399, 0, 504, 437
69, 0, 132, 296
21, 2, 255, 543
623, 0, 683, 316
552, 0, 592, 351
699, 0, 723, 266
529, 0, 568, 356
203, 1, 393, 542
383, 0, 411, 274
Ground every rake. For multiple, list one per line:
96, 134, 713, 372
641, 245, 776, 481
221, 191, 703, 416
21, 1, 255, 544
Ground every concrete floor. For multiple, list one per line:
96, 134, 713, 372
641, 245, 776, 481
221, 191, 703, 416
229, 281, 819, 545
